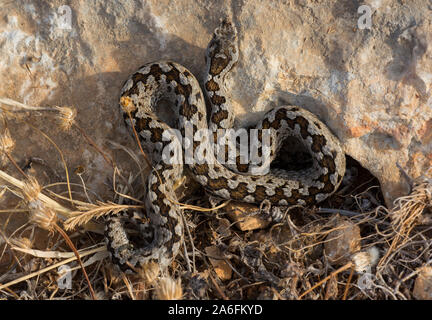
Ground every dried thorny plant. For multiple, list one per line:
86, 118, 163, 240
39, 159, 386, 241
377, 168, 432, 269
0, 97, 218, 299
0, 96, 431, 300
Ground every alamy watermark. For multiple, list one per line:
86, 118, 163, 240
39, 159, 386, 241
158, 121, 274, 175
357, 5, 372, 30
357, 266, 375, 291
57, 5, 72, 30
57, 265, 72, 290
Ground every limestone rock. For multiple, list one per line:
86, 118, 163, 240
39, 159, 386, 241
324, 217, 361, 265
226, 202, 270, 231
205, 246, 232, 281
413, 266, 432, 300
0, 0, 431, 209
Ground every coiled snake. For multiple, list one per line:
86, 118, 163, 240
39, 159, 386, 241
105, 20, 346, 271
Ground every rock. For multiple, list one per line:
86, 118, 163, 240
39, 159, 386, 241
324, 217, 361, 265
205, 246, 232, 281
413, 266, 432, 300
0, 0, 431, 210
215, 218, 232, 238
226, 202, 270, 231
183, 272, 209, 299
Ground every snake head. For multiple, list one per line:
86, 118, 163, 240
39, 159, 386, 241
205, 18, 239, 77
214, 18, 237, 42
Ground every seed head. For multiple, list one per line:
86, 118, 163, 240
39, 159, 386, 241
120, 96, 136, 114
155, 277, 183, 300
352, 246, 379, 273
23, 176, 57, 232
55, 106, 76, 131
0, 128, 15, 154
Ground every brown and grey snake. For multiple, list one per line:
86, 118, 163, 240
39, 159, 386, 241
105, 20, 346, 271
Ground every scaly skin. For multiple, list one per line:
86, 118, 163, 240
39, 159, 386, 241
105, 20, 346, 272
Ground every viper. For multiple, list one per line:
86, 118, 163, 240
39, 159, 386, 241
105, 19, 346, 271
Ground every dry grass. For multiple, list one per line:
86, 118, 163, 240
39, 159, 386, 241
0, 97, 431, 300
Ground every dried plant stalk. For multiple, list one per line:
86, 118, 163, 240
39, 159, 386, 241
0, 169, 71, 217
0, 97, 53, 112
64, 201, 143, 230
378, 170, 432, 268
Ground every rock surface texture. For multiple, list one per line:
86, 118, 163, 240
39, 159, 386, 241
0, 0, 431, 207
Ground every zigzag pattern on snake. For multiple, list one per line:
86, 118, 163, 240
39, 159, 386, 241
105, 20, 346, 271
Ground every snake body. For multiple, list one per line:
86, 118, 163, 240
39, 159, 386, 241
106, 20, 346, 271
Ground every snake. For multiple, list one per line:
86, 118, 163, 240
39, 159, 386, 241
105, 20, 346, 271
